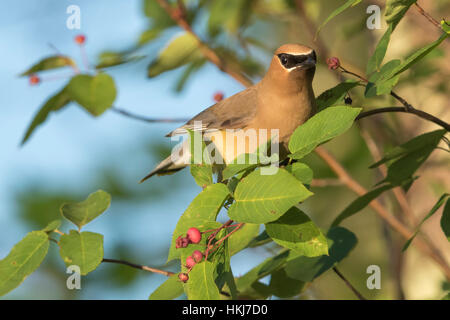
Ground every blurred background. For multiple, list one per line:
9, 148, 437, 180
0, 0, 449, 299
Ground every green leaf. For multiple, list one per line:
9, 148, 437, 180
67, 73, 117, 116
379, 130, 445, 187
167, 184, 230, 261
370, 130, 446, 168
149, 275, 184, 300
315, 0, 362, 37
441, 199, 450, 241
59, 230, 103, 275
248, 230, 272, 248
95, 51, 144, 69
285, 227, 357, 282
60, 190, 111, 230
175, 59, 206, 92
209, 234, 236, 298
268, 268, 304, 298
190, 165, 213, 187
441, 19, 450, 34
188, 129, 214, 187
331, 184, 393, 226
237, 281, 272, 299
147, 32, 202, 77
0, 231, 49, 297
288, 106, 361, 159
364, 59, 401, 97
236, 250, 289, 291
41, 219, 62, 233
385, 0, 417, 28
366, 25, 393, 75
21, 86, 72, 145
143, 0, 175, 29
186, 261, 221, 300
228, 169, 313, 224
285, 162, 313, 185
228, 223, 260, 256
403, 194, 449, 251
208, 0, 253, 36
266, 207, 328, 257
388, 33, 448, 79
20, 55, 75, 76
138, 28, 163, 46
222, 139, 275, 181
315, 80, 359, 111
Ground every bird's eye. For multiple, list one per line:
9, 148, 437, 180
280, 55, 288, 66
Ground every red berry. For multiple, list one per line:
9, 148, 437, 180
178, 273, 189, 282
326, 57, 340, 70
213, 92, 224, 102
74, 34, 86, 45
29, 74, 40, 86
186, 256, 196, 269
186, 227, 202, 244
192, 250, 203, 263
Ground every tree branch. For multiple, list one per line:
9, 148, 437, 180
356, 107, 450, 131
102, 258, 175, 277
155, 0, 253, 88
414, 2, 441, 29
332, 267, 367, 300
111, 106, 188, 123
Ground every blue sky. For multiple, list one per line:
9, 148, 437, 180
0, 0, 273, 299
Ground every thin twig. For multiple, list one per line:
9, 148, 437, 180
332, 267, 367, 300
414, 2, 441, 29
205, 219, 233, 260
356, 107, 450, 131
102, 258, 175, 277
211, 223, 245, 251
111, 107, 188, 123
310, 178, 343, 187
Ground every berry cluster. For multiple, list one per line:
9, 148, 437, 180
175, 227, 202, 248
178, 250, 204, 283
175, 227, 207, 283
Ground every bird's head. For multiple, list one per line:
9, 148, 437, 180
265, 44, 316, 91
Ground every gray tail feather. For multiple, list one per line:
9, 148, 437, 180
139, 157, 185, 183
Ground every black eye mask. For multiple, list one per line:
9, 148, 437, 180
277, 53, 315, 69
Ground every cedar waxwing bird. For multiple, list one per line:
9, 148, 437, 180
140, 44, 317, 182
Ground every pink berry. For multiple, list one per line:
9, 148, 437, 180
326, 57, 340, 70
186, 227, 202, 244
213, 92, 224, 102
186, 256, 196, 269
192, 250, 203, 263
74, 34, 86, 45
29, 74, 40, 85
178, 273, 189, 282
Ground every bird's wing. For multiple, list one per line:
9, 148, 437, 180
166, 86, 258, 137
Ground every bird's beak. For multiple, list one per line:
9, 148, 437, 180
299, 55, 316, 70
